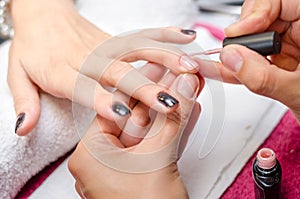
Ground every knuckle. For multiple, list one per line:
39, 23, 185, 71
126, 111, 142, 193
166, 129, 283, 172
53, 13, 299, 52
128, 37, 149, 51
160, 28, 176, 39
67, 154, 76, 175
7, 71, 13, 87
40, 63, 69, 98
168, 109, 189, 126
179, 110, 191, 123
132, 113, 150, 127
67, 146, 83, 177
247, 69, 272, 95
105, 62, 132, 85
13, 95, 32, 106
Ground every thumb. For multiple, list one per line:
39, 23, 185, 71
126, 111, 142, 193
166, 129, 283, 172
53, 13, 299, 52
8, 61, 41, 136
220, 45, 299, 108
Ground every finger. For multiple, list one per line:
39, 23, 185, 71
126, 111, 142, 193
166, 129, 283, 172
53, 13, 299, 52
87, 36, 199, 75
124, 27, 199, 71
76, 74, 132, 121
220, 44, 300, 107
88, 116, 125, 148
119, 103, 153, 147
48, 65, 132, 121
138, 73, 201, 153
95, 114, 123, 139
119, 70, 176, 147
177, 102, 201, 157
225, 0, 281, 37
93, 62, 167, 146
118, 68, 197, 148
193, 58, 240, 83
75, 181, 87, 199
127, 62, 168, 107
138, 62, 167, 82
119, 63, 167, 146
7, 60, 40, 136
157, 71, 205, 101
121, 46, 199, 73
111, 62, 167, 113
239, 0, 256, 20
100, 61, 180, 114
158, 71, 177, 88
137, 27, 197, 44
79, 52, 192, 114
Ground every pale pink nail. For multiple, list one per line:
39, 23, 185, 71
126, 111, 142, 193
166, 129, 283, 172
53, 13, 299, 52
180, 55, 198, 70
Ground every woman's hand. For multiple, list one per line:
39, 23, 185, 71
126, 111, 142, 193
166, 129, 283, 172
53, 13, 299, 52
68, 62, 204, 199
8, 0, 199, 135
196, 0, 300, 123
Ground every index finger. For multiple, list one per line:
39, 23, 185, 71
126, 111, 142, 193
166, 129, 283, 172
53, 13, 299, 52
225, 0, 281, 36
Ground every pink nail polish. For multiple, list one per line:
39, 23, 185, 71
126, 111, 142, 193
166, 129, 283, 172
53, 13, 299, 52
252, 148, 282, 199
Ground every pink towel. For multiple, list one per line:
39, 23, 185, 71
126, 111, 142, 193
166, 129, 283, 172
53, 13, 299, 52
222, 110, 300, 199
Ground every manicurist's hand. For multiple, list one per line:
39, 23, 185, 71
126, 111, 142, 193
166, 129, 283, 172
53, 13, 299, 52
9, 0, 199, 135
197, 0, 300, 123
68, 62, 204, 199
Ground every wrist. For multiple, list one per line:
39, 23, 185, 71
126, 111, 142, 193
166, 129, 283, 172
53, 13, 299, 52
85, 164, 189, 199
10, 0, 77, 27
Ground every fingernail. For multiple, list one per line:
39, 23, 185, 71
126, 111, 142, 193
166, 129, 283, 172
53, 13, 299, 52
221, 47, 243, 72
157, 92, 179, 108
15, 113, 25, 134
180, 55, 198, 70
176, 74, 199, 99
112, 103, 131, 116
181, 29, 196, 35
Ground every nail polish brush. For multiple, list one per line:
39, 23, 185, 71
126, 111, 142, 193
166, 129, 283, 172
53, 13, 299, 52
189, 31, 281, 57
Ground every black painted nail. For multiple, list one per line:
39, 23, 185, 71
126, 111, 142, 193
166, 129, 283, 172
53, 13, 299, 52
112, 103, 131, 116
181, 29, 196, 35
157, 92, 179, 108
15, 113, 25, 134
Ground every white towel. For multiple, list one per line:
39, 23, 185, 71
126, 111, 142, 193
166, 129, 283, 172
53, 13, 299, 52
0, 41, 94, 198
0, 0, 198, 198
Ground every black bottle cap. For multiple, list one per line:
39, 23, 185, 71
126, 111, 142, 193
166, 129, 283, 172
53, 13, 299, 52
223, 31, 281, 56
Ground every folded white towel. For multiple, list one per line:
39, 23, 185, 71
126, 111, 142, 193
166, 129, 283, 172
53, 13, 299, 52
0, 0, 198, 198
0, 41, 94, 198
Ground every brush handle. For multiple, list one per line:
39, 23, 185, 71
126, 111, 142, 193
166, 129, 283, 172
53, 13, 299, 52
223, 31, 281, 56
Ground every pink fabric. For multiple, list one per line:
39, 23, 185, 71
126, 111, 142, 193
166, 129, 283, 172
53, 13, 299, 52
17, 111, 300, 198
222, 110, 300, 199
15, 151, 72, 199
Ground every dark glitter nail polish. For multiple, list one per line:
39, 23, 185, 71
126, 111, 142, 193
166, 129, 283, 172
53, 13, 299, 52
181, 29, 196, 35
112, 103, 131, 116
15, 113, 25, 134
157, 92, 179, 108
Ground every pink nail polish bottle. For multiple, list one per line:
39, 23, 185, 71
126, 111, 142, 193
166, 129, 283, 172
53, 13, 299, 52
252, 148, 282, 199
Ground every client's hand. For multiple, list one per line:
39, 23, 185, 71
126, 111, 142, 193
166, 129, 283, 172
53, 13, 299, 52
9, 0, 198, 135
68, 63, 203, 199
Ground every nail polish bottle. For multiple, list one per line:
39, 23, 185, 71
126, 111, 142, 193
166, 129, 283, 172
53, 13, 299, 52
252, 148, 282, 199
